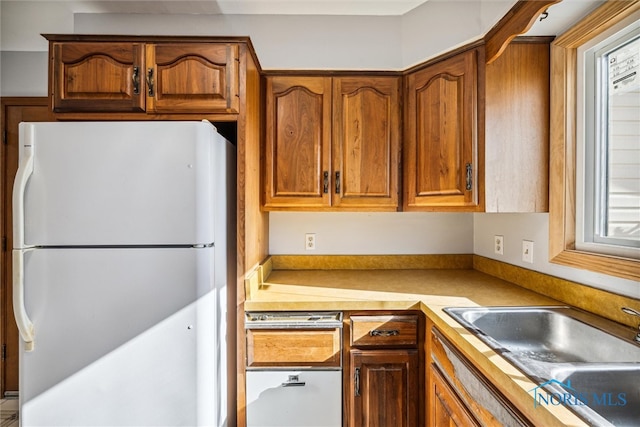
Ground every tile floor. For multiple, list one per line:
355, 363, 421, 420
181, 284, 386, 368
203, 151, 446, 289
0, 398, 18, 427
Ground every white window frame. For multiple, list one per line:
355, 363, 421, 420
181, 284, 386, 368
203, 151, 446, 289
576, 18, 640, 259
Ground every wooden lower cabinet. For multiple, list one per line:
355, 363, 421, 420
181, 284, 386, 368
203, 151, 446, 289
349, 349, 418, 427
430, 364, 480, 427
346, 312, 423, 427
429, 326, 534, 427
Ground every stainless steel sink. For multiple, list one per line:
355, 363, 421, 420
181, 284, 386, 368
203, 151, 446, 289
444, 306, 640, 426
444, 306, 640, 364
546, 364, 640, 427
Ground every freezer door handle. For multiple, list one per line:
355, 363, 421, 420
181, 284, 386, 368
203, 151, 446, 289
13, 250, 34, 351
12, 137, 34, 249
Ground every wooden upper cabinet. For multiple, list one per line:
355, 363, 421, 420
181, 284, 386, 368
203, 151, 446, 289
51, 42, 146, 113
264, 74, 400, 211
332, 77, 400, 210
264, 76, 332, 209
146, 43, 239, 113
485, 40, 550, 213
48, 37, 241, 115
404, 48, 481, 211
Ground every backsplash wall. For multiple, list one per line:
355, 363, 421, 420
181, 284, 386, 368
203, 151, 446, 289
269, 212, 474, 255
269, 212, 639, 299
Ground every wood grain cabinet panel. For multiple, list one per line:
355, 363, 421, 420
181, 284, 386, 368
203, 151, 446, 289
349, 349, 418, 427
264, 76, 332, 208
404, 48, 480, 210
350, 315, 418, 348
49, 39, 240, 115
429, 326, 534, 427
246, 328, 341, 368
485, 40, 550, 212
429, 364, 481, 427
51, 42, 146, 112
264, 75, 400, 211
332, 77, 400, 209
147, 43, 239, 113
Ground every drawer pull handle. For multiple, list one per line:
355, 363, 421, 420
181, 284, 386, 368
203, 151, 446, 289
282, 375, 306, 387
370, 329, 400, 337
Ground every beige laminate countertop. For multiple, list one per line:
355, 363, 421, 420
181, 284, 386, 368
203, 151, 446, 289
244, 255, 640, 427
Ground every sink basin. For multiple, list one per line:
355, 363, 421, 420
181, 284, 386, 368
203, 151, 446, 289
546, 364, 640, 427
444, 306, 640, 364
444, 306, 640, 426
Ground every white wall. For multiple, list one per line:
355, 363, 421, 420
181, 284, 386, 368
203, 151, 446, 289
473, 213, 639, 298
269, 212, 473, 255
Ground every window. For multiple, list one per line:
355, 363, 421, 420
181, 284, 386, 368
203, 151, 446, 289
578, 22, 640, 258
549, 1, 640, 282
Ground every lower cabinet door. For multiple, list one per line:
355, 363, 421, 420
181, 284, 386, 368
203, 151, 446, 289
349, 349, 418, 427
430, 364, 481, 427
246, 370, 342, 427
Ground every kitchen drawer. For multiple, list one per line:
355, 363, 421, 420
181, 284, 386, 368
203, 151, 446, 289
350, 315, 418, 348
247, 328, 342, 368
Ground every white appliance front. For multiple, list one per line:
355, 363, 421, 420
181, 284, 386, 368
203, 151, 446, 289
18, 121, 221, 246
246, 370, 342, 427
20, 246, 220, 426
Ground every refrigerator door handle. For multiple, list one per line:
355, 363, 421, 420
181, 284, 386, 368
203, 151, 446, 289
12, 131, 35, 351
13, 249, 35, 351
12, 140, 34, 249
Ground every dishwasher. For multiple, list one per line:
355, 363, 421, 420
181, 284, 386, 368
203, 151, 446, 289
245, 312, 343, 427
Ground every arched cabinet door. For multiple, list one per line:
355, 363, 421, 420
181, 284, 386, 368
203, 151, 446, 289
146, 43, 239, 113
263, 74, 400, 211
404, 48, 481, 211
263, 76, 332, 209
332, 77, 400, 210
51, 42, 146, 113
49, 39, 240, 115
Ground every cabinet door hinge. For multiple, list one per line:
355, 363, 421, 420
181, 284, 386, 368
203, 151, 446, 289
1, 236, 6, 252
1, 344, 6, 362
3, 129, 7, 145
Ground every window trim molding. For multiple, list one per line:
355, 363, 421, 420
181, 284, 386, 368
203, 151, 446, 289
549, 0, 640, 282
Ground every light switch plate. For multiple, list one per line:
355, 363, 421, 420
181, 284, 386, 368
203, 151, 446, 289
522, 240, 534, 263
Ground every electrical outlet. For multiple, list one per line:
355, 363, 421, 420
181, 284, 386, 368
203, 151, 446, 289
305, 233, 316, 250
494, 235, 504, 255
522, 240, 534, 263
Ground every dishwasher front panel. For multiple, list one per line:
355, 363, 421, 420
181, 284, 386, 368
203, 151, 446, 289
246, 370, 342, 427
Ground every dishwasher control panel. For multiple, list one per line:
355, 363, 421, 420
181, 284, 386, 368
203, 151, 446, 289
245, 311, 343, 329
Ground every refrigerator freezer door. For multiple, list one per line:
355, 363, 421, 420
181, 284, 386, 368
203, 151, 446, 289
18, 121, 228, 246
19, 247, 221, 426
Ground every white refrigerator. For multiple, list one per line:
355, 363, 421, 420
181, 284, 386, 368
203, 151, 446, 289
12, 121, 236, 426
